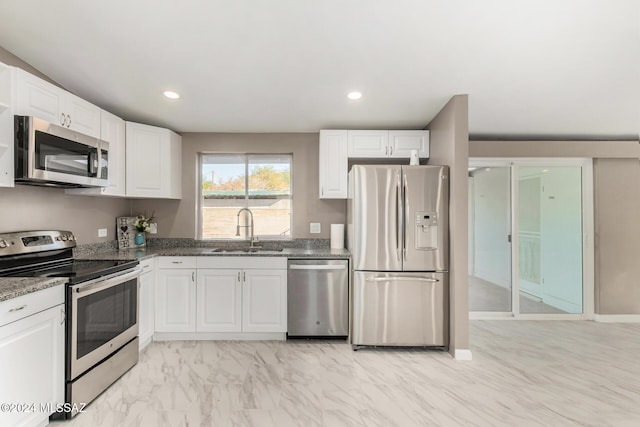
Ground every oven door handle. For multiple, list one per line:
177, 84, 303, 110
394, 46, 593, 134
72, 268, 141, 296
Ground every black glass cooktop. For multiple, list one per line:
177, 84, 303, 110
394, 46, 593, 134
0, 259, 139, 284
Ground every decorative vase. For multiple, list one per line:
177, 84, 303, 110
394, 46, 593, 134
134, 232, 145, 246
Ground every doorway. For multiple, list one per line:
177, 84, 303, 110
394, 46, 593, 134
468, 158, 594, 319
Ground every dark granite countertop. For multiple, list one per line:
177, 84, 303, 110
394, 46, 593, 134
0, 277, 66, 302
75, 247, 350, 261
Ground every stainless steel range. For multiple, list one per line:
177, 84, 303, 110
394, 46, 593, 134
0, 230, 140, 419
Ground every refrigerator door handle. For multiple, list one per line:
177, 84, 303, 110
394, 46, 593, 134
403, 173, 408, 261
366, 276, 440, 283
396, 174, 402, 261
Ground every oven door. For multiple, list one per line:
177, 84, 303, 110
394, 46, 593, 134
16, 115, 109, 187
68, 268, 139, 380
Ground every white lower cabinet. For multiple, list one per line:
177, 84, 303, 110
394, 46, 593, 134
155, 256, 287, 338
242, 269, 287, 333
155, 268, 196, 333
0, 286, 65, 427
197, 268, 287, 333
138, 258, 156, 350
197, 269, 242, 332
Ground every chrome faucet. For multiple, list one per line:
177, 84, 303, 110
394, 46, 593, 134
236, 208, 261, 248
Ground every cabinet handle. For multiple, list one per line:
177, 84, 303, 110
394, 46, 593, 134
390, 146, 393, 155
321, 186, 324, 197
243, 272, 246, 282
192, 272, 195, 282
9, 305, 26, 312
171, 261, 183, 264
60, 307, 66, 325
60, 113, 66, 126
385, 146, 388, 156
67, 115, 72, 127
237, 272, 241, 282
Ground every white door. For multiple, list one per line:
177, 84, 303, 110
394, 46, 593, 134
196, 269, 242, 332
155, 269, 196, 332
126, 122, 168, 197
468, 158, 592, 319
138, 269, 155, 348
347, 130, 389, 157
100, 110, 126, 196
242, 269, 287, 332
15, 68, 63, 125
388, 130, 429, 158
63, 92, 101, 138
319, 130, 348, 198
0, 305, 64, 427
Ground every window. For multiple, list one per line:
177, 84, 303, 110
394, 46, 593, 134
199, 154, 292, 239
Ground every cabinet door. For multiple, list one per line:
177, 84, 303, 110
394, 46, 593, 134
0, 304, 64, 426
15, 68, 63, 125
100, 110, 126, 196
319, 130, 348, 199
347, 130, 389, 158
63, 92, 101, 138
242, 269, 287, 333
0, 63, 13, 188
196, 269, 242, 332
155, 269, 196, 332
388, 130, 429, 158
138, 268, 155, 349
126, 122, 170, 198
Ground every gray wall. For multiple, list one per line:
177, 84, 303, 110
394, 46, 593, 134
593, 159, 640, 314
132, 133, 346, 239
0, 186, 131, 244
427, 95, 470, 357
470, 139, 640, 315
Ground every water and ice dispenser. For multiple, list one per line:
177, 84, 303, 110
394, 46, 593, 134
415, 211, 438, 250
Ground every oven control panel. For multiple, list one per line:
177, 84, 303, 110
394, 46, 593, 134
0, 230, 76, 256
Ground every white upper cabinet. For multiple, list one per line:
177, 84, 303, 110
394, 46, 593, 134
99, 110, 126, 196
388, 130, 429, 158
126, 122, 182, 199
319, 130, 348, 199
0, 62, 13, 187
347, 130, 389, 158
14, 68, 101, 138
347, 130, 429, 158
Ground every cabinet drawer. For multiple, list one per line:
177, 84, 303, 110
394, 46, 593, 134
139, 258, 156, 273
197, 256, 287, 270
0, 285, 65, 327
157, 256, 196, 269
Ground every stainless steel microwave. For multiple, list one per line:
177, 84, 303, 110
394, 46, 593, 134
14, 115, 109, 188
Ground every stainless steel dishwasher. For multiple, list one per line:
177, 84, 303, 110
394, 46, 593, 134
287, 259, 349, 337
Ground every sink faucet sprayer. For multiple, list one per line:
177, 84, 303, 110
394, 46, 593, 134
236, 208, 261, 248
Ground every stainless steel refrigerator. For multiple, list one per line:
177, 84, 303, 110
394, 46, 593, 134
347, 165, 449, 347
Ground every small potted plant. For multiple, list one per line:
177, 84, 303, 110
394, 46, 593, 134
133, 212, 155, 246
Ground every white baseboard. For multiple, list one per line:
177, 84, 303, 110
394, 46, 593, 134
454, 349, 473, 361
153, 332, 287, 341
594, 314, 640, 323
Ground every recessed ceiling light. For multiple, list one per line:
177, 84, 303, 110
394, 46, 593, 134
347, 91, 362, 100
163, 91, 180, 99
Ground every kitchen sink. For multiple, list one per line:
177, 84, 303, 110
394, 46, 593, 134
210, 248, 284, 253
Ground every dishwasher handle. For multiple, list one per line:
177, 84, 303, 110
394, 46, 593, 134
289, 264, 347, 270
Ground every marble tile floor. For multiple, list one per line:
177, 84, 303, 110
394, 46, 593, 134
53, 321, 640, 427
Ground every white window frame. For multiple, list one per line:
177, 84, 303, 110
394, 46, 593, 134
197, 153, 293, 241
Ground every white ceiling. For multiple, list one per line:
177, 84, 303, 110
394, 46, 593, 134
0, 0, 638, 138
